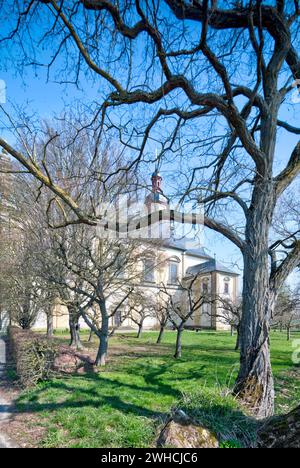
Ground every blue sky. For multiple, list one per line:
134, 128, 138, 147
0, 69, 241, 271
0, 25, 299, 290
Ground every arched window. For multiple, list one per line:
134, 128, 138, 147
168, 256, 180, 285
169, 262, 178, 285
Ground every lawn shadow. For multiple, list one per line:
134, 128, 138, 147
13, 394, 165, 420
10, 356, 208, 423
15, 372, 170, 422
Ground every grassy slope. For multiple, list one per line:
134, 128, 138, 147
15, 331, 300, 448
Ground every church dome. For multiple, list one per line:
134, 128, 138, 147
152, 169, 162, 179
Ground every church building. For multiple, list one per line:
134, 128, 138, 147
34, 171, 239, 332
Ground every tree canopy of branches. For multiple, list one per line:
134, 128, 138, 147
51, 225, 148, 366
0, 0, 300, 417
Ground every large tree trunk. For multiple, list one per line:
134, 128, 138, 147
69, 320, 83, 350
235, 179, 277, 419
95, 315, 109, 367
95, 333, 108, 367
157, 325, 165, 344
68, 306, 83, 350
174, 326, 184, 359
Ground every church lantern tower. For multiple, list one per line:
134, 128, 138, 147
145, 169, 169, 209
145, 169, 170, 240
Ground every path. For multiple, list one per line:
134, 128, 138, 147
0, 337, 18, 448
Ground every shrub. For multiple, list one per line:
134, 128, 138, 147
176, 387, 258, 448
8, 327, 58, 387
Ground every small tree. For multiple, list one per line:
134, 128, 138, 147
129, 291, 155, 339
214, 296, 243, 351
7, 243, 43, 330
154, 297, 170, 345
161, 274, 206, 359
9, 282, 40, 330
273, 286, 300, 341
55, 227, 148, 366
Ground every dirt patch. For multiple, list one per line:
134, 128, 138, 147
106, 340, 170, 362
49, 334, 170, 366
54, 345, 95, 374
0, 411, 46, 448
0, 370, 45, 448
70, 337, 170, 369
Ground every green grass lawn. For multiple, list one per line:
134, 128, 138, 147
15, 330, 300, 448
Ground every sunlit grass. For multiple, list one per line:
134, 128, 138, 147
16, 330, 299, 448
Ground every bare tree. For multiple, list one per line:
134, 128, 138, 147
153, 297, 170, 344
214, 296, 243, 351
53, 225, 150, 366
8, 268, 41, 331
161, 274, 206, 359
1, 0, 300, 417
0, 154, 15, 331
1, 201, 42, 331
2, 164, 89, 347
129, 291, 155, 339
32, 229, 87, 348
273, 285, 300, 341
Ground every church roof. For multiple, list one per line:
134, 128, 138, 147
163, 238, 213, 259
186, 259, 239, 277
152, 169, 162, 178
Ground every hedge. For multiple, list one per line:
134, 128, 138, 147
8, 326, 58, 387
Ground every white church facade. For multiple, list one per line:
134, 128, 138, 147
32, 171, 239, 333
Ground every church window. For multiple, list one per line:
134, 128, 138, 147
169, 262, 178, 285
143, 259, 155, 283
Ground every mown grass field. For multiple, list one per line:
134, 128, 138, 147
14, 330, 300, 448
